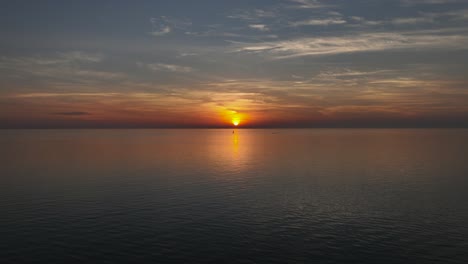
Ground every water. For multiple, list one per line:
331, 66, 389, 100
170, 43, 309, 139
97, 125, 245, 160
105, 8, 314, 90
1, 129, 468, 263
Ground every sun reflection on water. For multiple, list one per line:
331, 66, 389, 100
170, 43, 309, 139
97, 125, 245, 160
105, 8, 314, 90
232, 129, 239, 157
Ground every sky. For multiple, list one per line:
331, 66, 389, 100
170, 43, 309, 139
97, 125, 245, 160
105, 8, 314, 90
1, 0, 468, 128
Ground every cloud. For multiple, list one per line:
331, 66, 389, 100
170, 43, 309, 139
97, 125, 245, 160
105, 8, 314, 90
401, 0, 463, 5
349, 16, 384, 26
432, 9, 468, 20
290, 18, 346, 26
316, 69, 397, 78
228, 9, 277, 21
149, 17, 172, 36
178, 52, 198, 57
10, 93, 119, 98
138, 62, 193, 73
249, 24, 270, 31
288, 10, 347, 27
350, 9, 468, 27
233, 31, 468, 59
0, 51, 103, 68
0, 52, 126, 82
287, 0, 329, 9
53, 111, 91, 116
73, 70, 125, 79
184, 30, 246, 38
58, 51, 103, 63
392, 17, 435, 25
388, 9, 468, 26
149, 26, 171, 36
149, 16, 191, 36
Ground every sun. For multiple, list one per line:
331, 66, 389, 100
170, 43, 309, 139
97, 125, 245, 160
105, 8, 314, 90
221, 109, 245, 127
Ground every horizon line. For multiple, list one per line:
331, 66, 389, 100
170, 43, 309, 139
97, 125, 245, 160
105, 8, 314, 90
1, 126, 468, 129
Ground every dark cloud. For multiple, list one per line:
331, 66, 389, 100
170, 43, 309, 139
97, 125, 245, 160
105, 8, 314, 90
53, 111, 91, 116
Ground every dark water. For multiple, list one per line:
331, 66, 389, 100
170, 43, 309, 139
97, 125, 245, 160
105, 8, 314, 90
1, 129, 468, 263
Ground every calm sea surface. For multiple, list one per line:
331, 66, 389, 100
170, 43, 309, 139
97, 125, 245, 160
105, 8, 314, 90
1, 129, 468, 263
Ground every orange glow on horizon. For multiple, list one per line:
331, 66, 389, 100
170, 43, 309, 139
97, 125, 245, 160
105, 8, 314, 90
219, 108, 247, 127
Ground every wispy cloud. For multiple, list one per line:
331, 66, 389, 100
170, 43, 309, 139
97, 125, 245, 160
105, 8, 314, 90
348, 16, 384, 26
0, 51, 103, 67
0, 52, 125, 82
401, 0, 463, 6
10, 93, 120, 98
184, 30, 245, 38
149, 17, 172, 36
287, 0, 330, 9
290, 18, 346, 26
227, 9, 277, 21
149, 26, 171, 36
350, 9, 468, 27
395, 6, 466, 25
58, 51, 103, 63
177, 52, 198, 57
391, 16, 435, 25
138, 62, 193, 73
249, 24, 270, 31
149, 16, 191, 36
426, 9, 468, 21
233, 31, 468, 59
316, 69, 397, 78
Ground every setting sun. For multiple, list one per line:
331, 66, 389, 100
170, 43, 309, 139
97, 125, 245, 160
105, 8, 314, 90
232, 120, 240, 126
